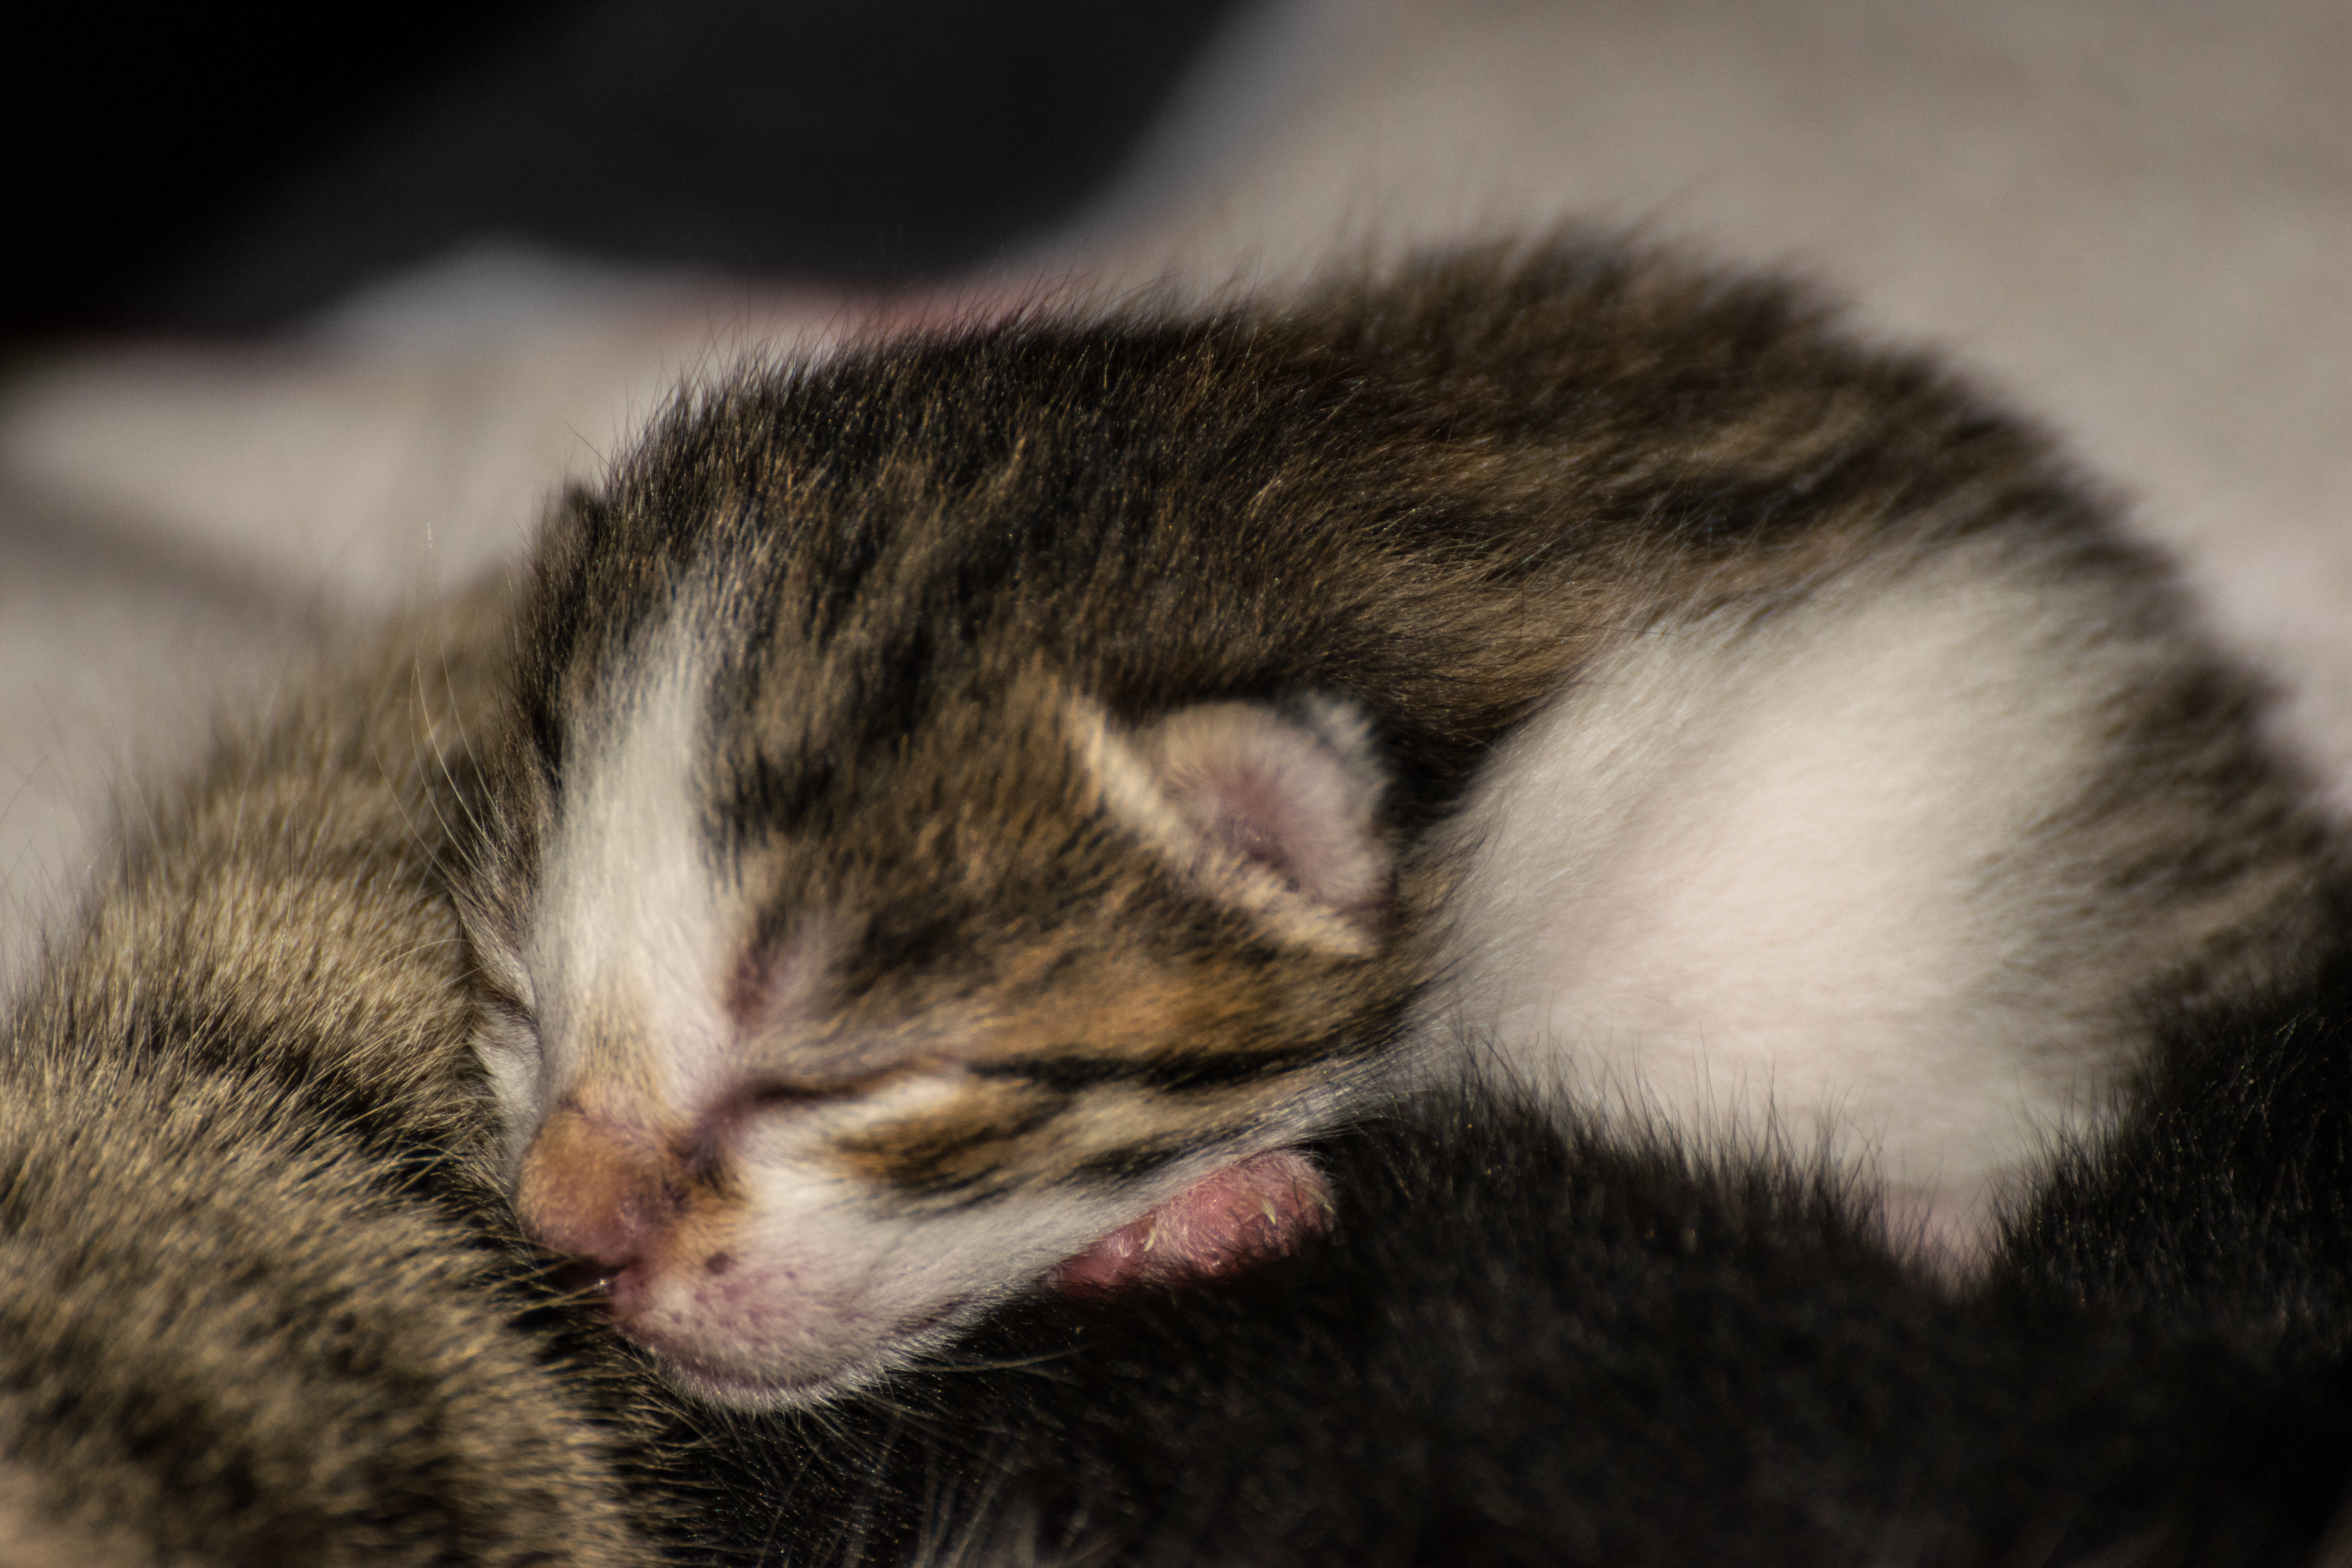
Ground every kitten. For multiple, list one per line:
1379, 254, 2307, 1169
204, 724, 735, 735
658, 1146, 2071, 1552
462, 237, 2336, 1410
0, 517, 2341, 1563
0, 586, 667, 1566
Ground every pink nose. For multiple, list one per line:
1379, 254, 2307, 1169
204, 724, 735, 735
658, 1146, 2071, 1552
513, 1104, 679, 1278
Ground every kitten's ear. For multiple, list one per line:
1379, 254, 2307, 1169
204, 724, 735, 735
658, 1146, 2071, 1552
1074, 695, 1392, 956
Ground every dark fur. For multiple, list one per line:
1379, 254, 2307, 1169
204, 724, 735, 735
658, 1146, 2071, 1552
697, 938, 2352, 1567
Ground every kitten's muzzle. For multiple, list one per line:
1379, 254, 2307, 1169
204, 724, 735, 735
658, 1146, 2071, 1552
513, 1101, 690, 1292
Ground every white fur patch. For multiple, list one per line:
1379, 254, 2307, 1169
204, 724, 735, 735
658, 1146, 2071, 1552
519, 630, 731, 1132
644, 1124, 1218, 1407
1414, 545, 2151, 1255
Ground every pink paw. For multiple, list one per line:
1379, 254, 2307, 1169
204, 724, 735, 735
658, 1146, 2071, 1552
1051, 1149, 1334, 1295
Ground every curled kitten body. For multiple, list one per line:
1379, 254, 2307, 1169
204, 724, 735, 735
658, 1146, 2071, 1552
465, 238, 2335, 1406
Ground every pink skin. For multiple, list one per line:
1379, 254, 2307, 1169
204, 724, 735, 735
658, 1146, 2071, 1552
1051, 1149, 1334, 1295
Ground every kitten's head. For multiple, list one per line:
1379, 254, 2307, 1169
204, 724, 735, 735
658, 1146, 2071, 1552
464, 620, 1397, 1408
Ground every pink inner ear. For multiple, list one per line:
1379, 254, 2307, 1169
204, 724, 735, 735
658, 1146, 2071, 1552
1049, 1149, 1334, 1296
1201, 773, 1322, 891
1156, 703, 1390, 929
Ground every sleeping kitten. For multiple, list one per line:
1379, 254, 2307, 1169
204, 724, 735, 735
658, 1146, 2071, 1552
461, 237, 2336, 1409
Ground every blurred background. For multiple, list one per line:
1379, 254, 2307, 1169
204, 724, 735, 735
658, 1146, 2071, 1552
3, 0, 1260, 336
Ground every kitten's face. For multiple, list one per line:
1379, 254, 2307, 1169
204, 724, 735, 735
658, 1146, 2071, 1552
468, 635, 1391, 1407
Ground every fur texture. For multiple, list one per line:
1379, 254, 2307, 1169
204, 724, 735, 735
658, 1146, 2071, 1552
709, 936, 2352, 1566
4, 241, 2350, 1563
0, 587, 673, 1566
463, 237, 2337, 1406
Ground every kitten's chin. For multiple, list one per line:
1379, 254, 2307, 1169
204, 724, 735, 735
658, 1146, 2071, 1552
654, 1351, 832, 1411
648, 1343, 895, 1412
629, 1300, 977, 1412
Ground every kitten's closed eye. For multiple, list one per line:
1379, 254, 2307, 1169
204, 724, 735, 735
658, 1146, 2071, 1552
740, 1068, 915, 1110
745, 1079, 864, 1108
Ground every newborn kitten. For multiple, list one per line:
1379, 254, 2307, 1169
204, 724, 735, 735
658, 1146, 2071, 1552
462, 237, 2334, 1408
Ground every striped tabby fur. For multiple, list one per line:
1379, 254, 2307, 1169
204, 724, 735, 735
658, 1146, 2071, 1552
462, 238, 2337, 1408
0, 587, 667, 1565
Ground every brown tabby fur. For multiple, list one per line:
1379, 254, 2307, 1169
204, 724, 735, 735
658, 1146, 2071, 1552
0, 233, 2343, 1553
0, 584, 663, 1566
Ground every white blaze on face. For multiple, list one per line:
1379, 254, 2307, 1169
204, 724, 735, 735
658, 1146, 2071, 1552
525, 633, 733, 1124
489, 632, 1424, 1407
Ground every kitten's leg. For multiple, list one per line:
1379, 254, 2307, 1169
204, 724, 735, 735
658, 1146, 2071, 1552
1049, 1147, 1333, 1293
